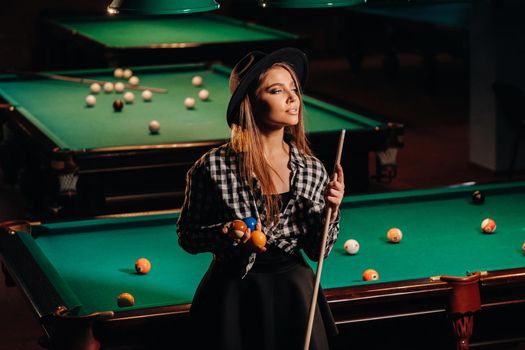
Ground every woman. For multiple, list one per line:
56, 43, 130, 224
177, 47, 344, 350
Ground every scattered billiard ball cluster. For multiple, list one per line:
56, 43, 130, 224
344, 227, 403, 281
116, 257, 152, 308
85, 69, 211, 134
343, 190, 523, 283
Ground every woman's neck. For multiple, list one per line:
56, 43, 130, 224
259, 129, 287, 158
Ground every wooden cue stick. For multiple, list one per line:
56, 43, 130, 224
303, 129, 345, 350
18, 71, 168, 94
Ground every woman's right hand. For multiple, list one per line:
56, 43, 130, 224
222, 221, 251, 244
222, 220, 266, 252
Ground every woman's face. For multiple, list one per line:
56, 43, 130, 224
253, 66, 300, 131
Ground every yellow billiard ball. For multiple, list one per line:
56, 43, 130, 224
362, 269, 379, 281
387, 228, 403, 243
135, 258, 151, 274
117, 292, 135, 307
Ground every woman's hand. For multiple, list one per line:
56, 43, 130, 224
222, 221, 251, 244
326, 164, 345, 222
222, 220, 266, 252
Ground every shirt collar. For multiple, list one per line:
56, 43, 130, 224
288, 141, 306, 169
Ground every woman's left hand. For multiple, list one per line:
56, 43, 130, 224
326, 164, 345, 222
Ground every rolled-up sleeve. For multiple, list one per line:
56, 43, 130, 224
177, 161, 233, 255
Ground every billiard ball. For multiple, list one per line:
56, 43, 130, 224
243, 217, 257, 232
232, 219, 248, 239
117, 292, 135, 307
198, 89, 209, 101
522, 242, 525, 253
149, 120, 160, 134
123, 69, 133, 79
129, 76, 140, 86
343, 239, 359, 255
113, 99, 124, 112
124, 91, 135, 103
114, 82, 125, 93
85, 95, 96, 107
90, 83, 101, 94
481, 218, 496, 233
184, 97, 196, 109
103, 82, 114, 93
114, 68, 124, 79
472, 190, 485, 205
192, 75, 203, 86
387, 228, 403, 243
362, 269, 379, 281
250, 230, 267, 251
141, 89, 153, 102
135, 258, 151, 274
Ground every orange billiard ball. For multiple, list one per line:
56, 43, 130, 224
481, 218, 496, 233
232, 219, 248, 239
250, 230, 267, 251
362, 269, 379, 281
387, 228, 403, 243
117, 292, 135, 307
135, 258, 151, 274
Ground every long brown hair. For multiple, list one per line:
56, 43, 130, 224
230, 63, 313, 225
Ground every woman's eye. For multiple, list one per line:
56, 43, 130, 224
270, 89, 282, 94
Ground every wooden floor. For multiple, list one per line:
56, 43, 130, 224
1, 53, 523, 349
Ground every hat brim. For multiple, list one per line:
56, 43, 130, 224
227, 47, 308, 127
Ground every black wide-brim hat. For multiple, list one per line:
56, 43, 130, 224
226, 47, 308, 127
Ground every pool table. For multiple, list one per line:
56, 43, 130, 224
1, 181, 525, 349
0, 63, 403, 218
39, 13, 305, 69
345, 1, 471, 80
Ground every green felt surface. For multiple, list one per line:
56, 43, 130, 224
23, 181, 525, 315
318, 181, 525, 287
50, 14, 298, 48
0, 64, 377, 150
32, 214, 212, 315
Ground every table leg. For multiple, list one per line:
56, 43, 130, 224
440, 272, 482, 350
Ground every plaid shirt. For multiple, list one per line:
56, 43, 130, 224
177, 141, 339, 277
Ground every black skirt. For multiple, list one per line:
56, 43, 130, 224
189, 246, 338, 350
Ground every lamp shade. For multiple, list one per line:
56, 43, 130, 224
259, 0, 365, 8
107, 0, 220, 15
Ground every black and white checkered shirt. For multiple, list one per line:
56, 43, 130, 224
177, 141, 339, 277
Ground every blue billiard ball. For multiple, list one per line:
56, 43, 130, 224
243, 217, 257, 232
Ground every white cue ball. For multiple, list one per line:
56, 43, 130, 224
114, 82, 125, 93
184, 97, 196, 109
198, 89, 209, 101
123, 69, 133, 79
141, 89, 153, 102
123, 91, 135, 104
343, 239, 359, 255
114, 68, 124, 79
129, 76, 140, 86
192, 75, 203, 87
85, 95, 96, 107
103, 82, 114, 93
149, 120, 160, 134
90, 83, 101, 94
